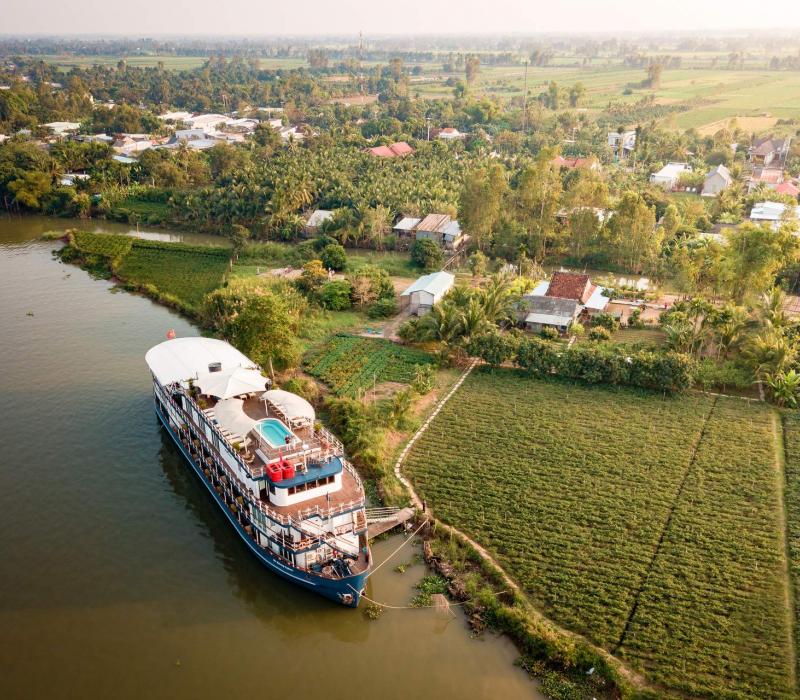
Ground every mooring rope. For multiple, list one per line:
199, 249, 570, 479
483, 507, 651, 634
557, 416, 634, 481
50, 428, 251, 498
366, 520, 428, 579
349, 584, 510, 611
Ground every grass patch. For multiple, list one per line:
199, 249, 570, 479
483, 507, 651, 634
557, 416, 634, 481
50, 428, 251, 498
781, 413, 800, 685
304, 334, 433, 397
115, 239, 230, 313
404, 368, 794, 698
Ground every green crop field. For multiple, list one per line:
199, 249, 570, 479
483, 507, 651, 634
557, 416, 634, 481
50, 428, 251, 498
782, 413, 800, 683
115, 240, 230, 311
404, 368, 795, 698
304, 334, 432, 397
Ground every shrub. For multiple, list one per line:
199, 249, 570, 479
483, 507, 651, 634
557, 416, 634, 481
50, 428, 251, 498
410, 238, 444, 271
412, 363, 437, 394
320, 243, 347, 271
318, 280, 353, 310
540, 326, 560, 340
693, 358, 753, 391
590, 313, 620, 332
367, 297, 398, 318
588, 326, 611, 342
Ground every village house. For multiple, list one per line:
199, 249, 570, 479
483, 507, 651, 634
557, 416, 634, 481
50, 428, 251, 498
434, 127, 465, 141
304, 209, 334, 235
702, 164, 733, 196
749, 136, 791, 167
775, 181, 800, 199
749, 201, 800, 230
158, 111, 194, 122
517, 295, 581, 333
649, 162, 691, 190
747, 166, 784, 192
552, 155, 601, 171
392, 216, 422, 239
59, 172, 91, 187
400, 271, 455, 315
367, 141, 414, 157
414, 213, 466, 250
43, 121, 81, 137
607, 130, 636, 158
517, 271, 611, 333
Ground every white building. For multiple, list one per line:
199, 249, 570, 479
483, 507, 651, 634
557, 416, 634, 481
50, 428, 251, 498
158, 111, 194, 122
401, 271, 455, 315
608, 130, 636, 157
650, 162, 691, 190
43, 121, 81, 136
749, 201, 800, 230
702, 164, 733, 196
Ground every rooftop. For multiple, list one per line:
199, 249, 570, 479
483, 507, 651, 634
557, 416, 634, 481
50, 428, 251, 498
417, 213, 452, 233
546, 271, 594, 303
401, 271, 455, 297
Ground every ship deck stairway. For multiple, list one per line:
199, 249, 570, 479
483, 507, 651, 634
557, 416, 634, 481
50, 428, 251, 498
366, 507, 416, 539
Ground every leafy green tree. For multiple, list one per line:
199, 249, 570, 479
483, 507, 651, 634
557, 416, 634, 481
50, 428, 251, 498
228, 291, 303, 376
604, 191, 658, 272
459, 163, 506, 251
468, 250, 488, 277
410, 238, 444, 271
297, 259, 328, 294
320, 243, 347, 271
721, 224, 799, 302
318, 280, 353, 310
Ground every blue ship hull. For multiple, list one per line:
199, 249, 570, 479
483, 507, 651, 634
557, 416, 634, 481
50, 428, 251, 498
155, 402, 369, 607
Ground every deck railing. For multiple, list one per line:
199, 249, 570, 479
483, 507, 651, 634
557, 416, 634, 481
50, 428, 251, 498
157, 381, 365, 531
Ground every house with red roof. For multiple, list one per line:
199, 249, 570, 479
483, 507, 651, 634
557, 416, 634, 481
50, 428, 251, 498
367, 141, 414, 158
775, 181, 800, 199
552, 155, 601, 171
517, 271, 611, 334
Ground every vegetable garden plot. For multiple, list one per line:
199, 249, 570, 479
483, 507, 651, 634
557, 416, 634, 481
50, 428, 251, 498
404, 369, 794, 698
115, 242, 229, 310
614, 398, 793, 699
304, 334, 432, 397
404, 368, 715, 648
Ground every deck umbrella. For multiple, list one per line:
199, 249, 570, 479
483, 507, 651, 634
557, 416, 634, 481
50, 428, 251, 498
195, 367, 268, 399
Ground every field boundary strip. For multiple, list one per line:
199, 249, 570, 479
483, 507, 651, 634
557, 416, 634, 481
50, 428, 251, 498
394, 358, 479, 510
779, 414, 799, 690
612, 394, 719, 654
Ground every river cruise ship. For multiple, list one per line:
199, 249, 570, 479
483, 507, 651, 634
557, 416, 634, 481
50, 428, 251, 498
145, 336, 371, 606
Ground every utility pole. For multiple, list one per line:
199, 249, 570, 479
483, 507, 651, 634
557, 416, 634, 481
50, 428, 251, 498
521, 60, 529, 133
426, 116, 431, 141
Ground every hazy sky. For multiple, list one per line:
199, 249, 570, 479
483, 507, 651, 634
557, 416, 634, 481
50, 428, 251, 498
4, 0, 800, 36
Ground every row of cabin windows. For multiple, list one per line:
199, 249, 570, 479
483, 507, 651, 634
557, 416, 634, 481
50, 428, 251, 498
286, 475, 335, 496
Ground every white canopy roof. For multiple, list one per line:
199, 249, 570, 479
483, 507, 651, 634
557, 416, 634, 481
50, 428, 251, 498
145, 337, 257, 386
195, 367, 268, 399
262, 389, 315, 424
213, 398, 257, 440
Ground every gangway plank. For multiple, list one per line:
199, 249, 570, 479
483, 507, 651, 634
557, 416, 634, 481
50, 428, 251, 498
367, 507, 416, 539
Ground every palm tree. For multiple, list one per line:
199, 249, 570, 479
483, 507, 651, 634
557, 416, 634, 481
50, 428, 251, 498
419, 301, 463, 345
759, 286, 789, 331
481, 274, 513, 325
459, 297, 490, 340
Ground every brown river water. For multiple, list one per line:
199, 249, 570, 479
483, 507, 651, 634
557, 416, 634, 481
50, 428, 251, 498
0, 217, 542, 700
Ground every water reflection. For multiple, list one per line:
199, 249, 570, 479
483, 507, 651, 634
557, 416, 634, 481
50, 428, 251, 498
155, 429, 372, 643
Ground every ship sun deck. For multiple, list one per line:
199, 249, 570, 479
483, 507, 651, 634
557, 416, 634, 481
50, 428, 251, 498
197, 393, 363, 518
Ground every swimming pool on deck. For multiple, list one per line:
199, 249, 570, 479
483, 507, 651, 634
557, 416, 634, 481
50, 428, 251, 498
255, 418, 297, 448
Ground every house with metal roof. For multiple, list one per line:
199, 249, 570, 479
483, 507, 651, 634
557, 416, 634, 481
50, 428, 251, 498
400, 271, 455, 315
393, 216, 422, 238
517, 295, 581, 333
415, 213, 466, 250
649, 162, 691, 190
749, 201, 800, 230
702, 164, 733, 196
304, 209, 334, 234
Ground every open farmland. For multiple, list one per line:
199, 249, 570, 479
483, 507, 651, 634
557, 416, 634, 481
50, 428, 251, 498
304, 334, 432, 397
404, 368, 795, 698
114, 240, 230, 312
782, 413, 800, 682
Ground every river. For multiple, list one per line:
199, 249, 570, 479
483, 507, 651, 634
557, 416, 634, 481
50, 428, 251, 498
0, 217, 541, 700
